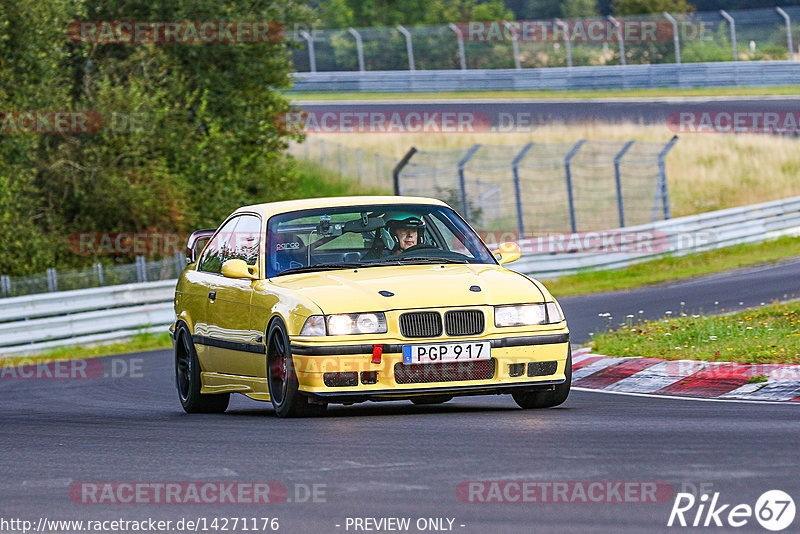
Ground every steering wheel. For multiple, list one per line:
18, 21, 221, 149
400, 243, 438, 253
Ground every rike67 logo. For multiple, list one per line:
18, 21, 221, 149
668, 490, 795, 531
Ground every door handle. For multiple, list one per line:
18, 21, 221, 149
208, 291, 216, 300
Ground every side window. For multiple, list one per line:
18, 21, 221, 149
198, 217, 241, 274
228, 215, 261, 265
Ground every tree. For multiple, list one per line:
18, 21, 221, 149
611, 0, 694, 15
562, 0, 600, 18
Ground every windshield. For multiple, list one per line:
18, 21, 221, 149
266, 203, 497, 277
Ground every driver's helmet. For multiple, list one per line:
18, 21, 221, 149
384, 212, 426, 246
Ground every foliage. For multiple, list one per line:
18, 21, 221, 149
0, 0, 311, 275
610, 0, 694, 15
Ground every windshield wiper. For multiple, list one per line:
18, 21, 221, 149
380, 256, 469, 265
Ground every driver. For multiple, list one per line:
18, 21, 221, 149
384, 213, 427, 254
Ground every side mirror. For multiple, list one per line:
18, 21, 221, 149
221, 259, 259, 280
186, 229, 215, 264
492, 242, 521, 265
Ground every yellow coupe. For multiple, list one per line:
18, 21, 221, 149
171, 196, 570, 417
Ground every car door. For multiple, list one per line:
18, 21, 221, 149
201, 213, 264, 377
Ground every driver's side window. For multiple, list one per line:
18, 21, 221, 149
198, 217, 240, 274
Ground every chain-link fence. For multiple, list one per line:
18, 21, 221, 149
289, 137, 395, 191
0, 256, 184, 298
394, 139, 678, 233
291, 6, 800, 72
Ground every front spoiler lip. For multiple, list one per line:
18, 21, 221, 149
302, 378, 566, 401
290, 332, 569, 356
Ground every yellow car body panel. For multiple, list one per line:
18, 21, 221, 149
173, 195, 569, 407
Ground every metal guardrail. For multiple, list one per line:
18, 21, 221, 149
1, 196, 799, 355
504, 195, 800, 278
289, 61, 800, 93
0, 281, 175, 356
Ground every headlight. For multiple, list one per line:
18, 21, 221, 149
300, 313, 388, 336
494, 303, 563, 327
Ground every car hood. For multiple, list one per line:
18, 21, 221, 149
268, 264, 545, 313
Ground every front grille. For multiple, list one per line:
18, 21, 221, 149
394, 359, 496, 384
444, 310, 485, 336
508, 363, 525, 377
528, 361, 558, 377
360, 371, 378, 385
399, 312, 442, 338
323, 372, 358, 387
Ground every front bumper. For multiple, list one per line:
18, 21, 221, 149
289, 331, 569, 400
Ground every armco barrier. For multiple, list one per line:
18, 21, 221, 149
289, 61, 800, 93
504, 195, 800, 278
1, 196, 799, 355
0, 281, 175, 356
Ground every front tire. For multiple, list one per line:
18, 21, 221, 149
175, 326, 230, 414
266, 320, 326, 418
512, 347, 572, 409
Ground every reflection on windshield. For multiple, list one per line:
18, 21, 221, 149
266, 204, 496, 277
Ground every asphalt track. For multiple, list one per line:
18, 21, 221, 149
294, 96, 800, 128
2, 260, 800, 533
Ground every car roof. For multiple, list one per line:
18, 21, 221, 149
232, 195, 449, 218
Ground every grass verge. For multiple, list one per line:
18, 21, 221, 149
290, 86, 800, 101
543, 235, 800, 297
0, 331, 172, 367
290, 158, 391, 197
590, 300, 800, 364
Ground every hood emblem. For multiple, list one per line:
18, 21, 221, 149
469, 285, 481, 292
379, 290, 394, 297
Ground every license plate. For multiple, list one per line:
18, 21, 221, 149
402, 341, 491, 364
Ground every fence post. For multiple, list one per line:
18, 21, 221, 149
174, 253, 185, 275
564, 140, 586, 234
457, 145, 482, 221
396, 25, 415, 70
393, 147, 418, 195
299, 30, 317, 72
607, 16, 626, 66
512, 142, 534, 236
657, 136, 679, 221
555, 19, 572, 68
613, 141, 635, 228
136, 256, 147, 283
46, 268, 58, 292
347, 28, 365, 71
448, 23, 467, 70
338, 143, 345, 176
502, 21, 521, 69
356, 148, 364, 183
0, 275, 10, 297
776, 7, 794, 61
375, 153, 383, 187
720, 10, 737, 61
663, 12, 681, 64
94, 262, 105, 285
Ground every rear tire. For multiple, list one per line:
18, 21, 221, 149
411, 395, 453, 405
266, 320, 327, 418
512, 347, 572, 409
175, 326, 230, 414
